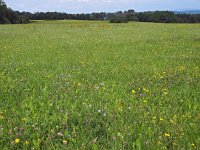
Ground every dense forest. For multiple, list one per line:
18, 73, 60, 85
18, 10, 200, 23
0, 0, 200, 24
0, 0, 29, 24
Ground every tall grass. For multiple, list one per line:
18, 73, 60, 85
0, 20, 199, 149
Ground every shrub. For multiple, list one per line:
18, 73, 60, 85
110, 15, 128, 23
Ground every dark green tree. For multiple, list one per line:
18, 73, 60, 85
110, 15, 128, 23
0, 0, 29, 24
125, 9, 138, 21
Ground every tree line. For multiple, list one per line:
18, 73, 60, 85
136, 11, 200, 23
0, 0, 200, 24
18, 10, 200, 23
0, 0, 29, 24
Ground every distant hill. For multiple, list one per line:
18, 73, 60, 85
174, 10, 200, 14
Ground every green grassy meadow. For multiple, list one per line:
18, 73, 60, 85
0, 20, 200, 149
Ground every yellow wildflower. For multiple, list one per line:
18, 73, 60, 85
163, 91, 168, 95
22, 118, 27, 121
164, 133, 170, 137
15, 138, 20, 144
63, 140, 67, 144
160, 118, 164, 121
191, 143, 195, 147
143, 88, 149, 92
131, 89, 136, 94
25, 141, 29, 145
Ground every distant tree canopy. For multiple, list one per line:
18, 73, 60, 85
136, 11, 200, 23
23, 10, 199, 24
110, 10, 138, 23
0, 0, 29, 24
110, 15, 128, 23
26, 12, 112, 21
110, 11, 128, 23
136, 11, 178, 23
0, 0, 200, 24
109, 11, 200, 23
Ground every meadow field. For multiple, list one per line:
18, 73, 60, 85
0, 20, 200, 149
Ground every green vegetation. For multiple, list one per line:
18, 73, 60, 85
1, 0, 200, 24
0, 20, 200, 149
0, 0, 29, 24
110, 15, 128, 23
24, 10, 200, 23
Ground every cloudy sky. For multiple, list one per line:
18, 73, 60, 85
5, 0, 200, 13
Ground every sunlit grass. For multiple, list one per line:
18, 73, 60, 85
0, 20, 200, 149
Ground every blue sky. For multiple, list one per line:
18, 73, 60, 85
5, 0, 200, 13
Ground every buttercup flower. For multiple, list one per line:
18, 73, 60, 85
15, 138, 20, 144
132, 89, 136, 94
164, 133, 170, 137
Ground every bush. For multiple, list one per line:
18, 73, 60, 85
110, 15, 128, 23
